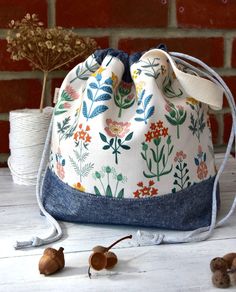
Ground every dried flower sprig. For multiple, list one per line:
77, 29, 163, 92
6, 13, 98, 112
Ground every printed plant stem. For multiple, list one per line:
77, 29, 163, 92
107, 172, 110, 186
59, 115, 78, 142
196, 105, 200, 141
156, 144, 160, 181
87, 87, 99, 121
98, 178, 106, 194
114, 180, 119, 197
144, 149, 156, 177
160, 143, 171, 176
114, 137, 118, 164
180, 162, 183, 189
79, 141, 83, 182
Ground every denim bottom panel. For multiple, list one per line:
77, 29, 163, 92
42, 168, 220, 231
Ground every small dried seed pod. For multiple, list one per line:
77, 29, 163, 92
212, 270, 230, 289
223, 253, 236, 269
39, 247, 65, 276
89, 252, 107, 271
210, 257, 228, 273
105, 251, 118, 269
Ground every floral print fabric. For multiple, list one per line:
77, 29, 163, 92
50, 49, 219, 199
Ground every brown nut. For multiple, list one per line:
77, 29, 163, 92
223, 253, 236, 269
212, 270, 230, 289
210, 257, 228, 273
39, 247, 65, 275
105, 251, 118, 269
89, 252, 107, 271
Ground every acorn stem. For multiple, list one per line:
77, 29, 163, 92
88, 266, 92, 279
107, 235, 132, 251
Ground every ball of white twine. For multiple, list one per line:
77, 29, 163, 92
8, 107, 53, 185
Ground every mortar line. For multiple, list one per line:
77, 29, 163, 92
168, 0, 177, 28
48, 0, 56, 27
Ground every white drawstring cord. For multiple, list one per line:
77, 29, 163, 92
15, 118, 63, 249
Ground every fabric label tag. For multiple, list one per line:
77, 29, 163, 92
53, 88, 60, 104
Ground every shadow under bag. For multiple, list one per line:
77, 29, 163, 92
15, 47, 236, 249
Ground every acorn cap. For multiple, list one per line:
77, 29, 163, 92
39, 247, 65, 276
89, 252, 107, 271
92, 245, 107, 253
105, 251, 118, 269
210, 257, 228, 273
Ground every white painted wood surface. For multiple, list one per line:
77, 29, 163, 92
0, 153, 236, 292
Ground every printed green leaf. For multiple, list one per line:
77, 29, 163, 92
165, 115, 178, 126
135, 117, 145, 122
99, 132, 108, 143
125, 132, 133, 141
158, 145, 165, 163
143, 171, 156, 178
141, 152, 146, 161
117, 189, 124, 199
179, 111, 187, 124
120, 144, 130, 150
105, 185, 113, 197
136, 109, 144, 114
144, 94, 152, 110
103, 145, 110, 150
150, 148, 157, 162
94, 186, 101, 196
109, 138, 114, 146
80, 163, 94, 177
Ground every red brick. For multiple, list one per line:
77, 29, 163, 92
56, 0, 168, 28
0, 40, 31, 71
0, 161, 8, 167
224, 113, 232, 144
0, 121, 9, 153
177, 0, 236, 29
0, 79, 42, 113
0, 0, 48, 28
222, 76, 236, 107
118, 37, 224, 67
231, 39, 236, 68
209, 114, 218, 145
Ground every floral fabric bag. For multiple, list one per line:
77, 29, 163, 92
15, 46, 236, 249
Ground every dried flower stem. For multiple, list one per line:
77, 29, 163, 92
40, 71, 48, 112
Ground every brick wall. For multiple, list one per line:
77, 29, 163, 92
0, 0, 235, 166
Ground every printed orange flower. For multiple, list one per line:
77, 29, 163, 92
197, 161, 208, 180
156, 121, 163, 129
161, 127, 168, 137
133, 181, 158, 198
85, 134, 91, 143
150, 123, 156, 130
79, 129, 86, 140
137, 182, 144, 187
149, 180, 155, 186
153, 129, 161, 139
151, 188, 158, 196
73, 182, 85, 192
145, 131, 154, 142
105, 119, 131, 138
133, 190, 140, 198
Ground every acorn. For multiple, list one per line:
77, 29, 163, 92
212, 270, 230, 288
223, 253, 236, 269
39, 247, 65, 275
105, 251, 118, 269
88, 235, 132, 278
210, 257, 228, 273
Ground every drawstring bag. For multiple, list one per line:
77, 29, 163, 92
15, 46, 236, 249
